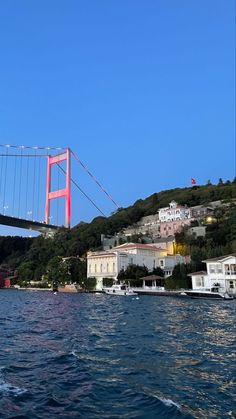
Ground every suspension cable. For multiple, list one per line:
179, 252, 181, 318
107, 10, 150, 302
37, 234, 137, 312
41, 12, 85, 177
56, 163, 106, 217
71, 150, 120, 209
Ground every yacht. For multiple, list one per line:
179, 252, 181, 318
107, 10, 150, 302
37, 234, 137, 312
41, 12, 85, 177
182, 286, 233, 300
103, 284, 138, 296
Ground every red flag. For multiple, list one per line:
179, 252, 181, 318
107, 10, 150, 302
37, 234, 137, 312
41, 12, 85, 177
191, 178, 197, 185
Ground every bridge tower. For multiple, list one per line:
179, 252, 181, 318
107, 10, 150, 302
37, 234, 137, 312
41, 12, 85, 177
45, 148, 71, 228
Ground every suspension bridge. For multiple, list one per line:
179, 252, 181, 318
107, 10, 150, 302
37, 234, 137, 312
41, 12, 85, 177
0, 144, 119, 235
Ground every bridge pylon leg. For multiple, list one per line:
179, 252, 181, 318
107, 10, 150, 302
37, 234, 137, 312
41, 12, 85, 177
45, 148, 71, 228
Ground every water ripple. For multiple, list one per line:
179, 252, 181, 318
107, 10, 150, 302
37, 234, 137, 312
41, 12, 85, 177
0, 290, 235, 418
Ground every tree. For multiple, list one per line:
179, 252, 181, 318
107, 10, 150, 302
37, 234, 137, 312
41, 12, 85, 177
165, 263, 192, 290
46, 256, 71, 285
18, 261, 35, 283
117, 264, 149, 280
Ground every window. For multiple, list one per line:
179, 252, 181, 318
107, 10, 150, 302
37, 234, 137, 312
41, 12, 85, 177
107, 263, 109, 273
100, 264, 103, 272
229, 281, 234, 289
225, 264, 230, 275
209, 264, 215, 273
95, 264, 97, 273
196, 277, 204, 287
216, 265, 222, 274
89, 264, 91, 273
230, 264, 236, 274
113, 263, 115, 272
160, 260, 164, 267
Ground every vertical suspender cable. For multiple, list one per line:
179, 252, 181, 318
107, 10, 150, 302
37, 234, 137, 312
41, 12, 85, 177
2, 146, 9, 213
0, 148, 4, 207
25, 152, 30, 218
17, 146, 23, 217
37, 155, 41, 221
56, 160, 59, 225
32, 149, 37, 220
12, 150, 17, 216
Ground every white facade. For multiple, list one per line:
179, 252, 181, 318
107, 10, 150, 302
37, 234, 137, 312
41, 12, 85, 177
157, 255, 185, 277
189, 255, 236, 295
158, 200, 191, 222
87, 243, 185, 289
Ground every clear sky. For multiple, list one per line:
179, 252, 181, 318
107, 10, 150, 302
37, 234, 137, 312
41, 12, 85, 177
0, 0, 235, 235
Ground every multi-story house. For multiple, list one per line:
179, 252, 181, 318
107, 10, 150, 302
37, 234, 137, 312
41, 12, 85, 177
189, 254, 236, 296
87, 243, 185, 290
158, 200, 191, 222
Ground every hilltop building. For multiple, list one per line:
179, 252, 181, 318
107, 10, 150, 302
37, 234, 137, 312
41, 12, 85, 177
158, 200, 191, 222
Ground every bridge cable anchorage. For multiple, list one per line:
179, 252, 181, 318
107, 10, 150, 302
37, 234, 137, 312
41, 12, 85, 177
71, 150, 120, 210
56, 163, 106, 217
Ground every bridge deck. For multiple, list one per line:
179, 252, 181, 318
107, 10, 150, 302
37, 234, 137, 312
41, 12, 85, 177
0, 214, 60, 233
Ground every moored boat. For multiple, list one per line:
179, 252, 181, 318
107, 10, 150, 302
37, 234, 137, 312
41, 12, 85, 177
183, 287, 233, 300
103, 284, 138, 296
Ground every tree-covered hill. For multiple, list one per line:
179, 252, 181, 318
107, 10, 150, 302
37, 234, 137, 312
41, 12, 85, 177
0, 179, 235, 285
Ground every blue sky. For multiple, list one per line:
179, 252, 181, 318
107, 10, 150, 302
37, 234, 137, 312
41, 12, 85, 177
0, 0, 235, 235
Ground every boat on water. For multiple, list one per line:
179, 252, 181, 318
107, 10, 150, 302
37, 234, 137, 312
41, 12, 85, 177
103, 284, 138, 296
182, 286, 234, 300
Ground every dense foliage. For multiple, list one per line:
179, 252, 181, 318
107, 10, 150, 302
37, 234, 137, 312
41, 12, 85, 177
0, 180, 235, 289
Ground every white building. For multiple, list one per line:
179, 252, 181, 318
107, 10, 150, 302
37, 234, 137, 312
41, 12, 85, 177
157, 255, 186, 277
158, 200, 191, 222
189, 254, 236, 296
87, 243, 184, 290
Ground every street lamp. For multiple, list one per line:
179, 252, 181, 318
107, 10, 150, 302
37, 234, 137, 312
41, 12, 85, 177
27, 210, 32, 220
3, 205, 9, 215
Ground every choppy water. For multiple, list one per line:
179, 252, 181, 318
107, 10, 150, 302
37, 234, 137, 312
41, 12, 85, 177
0, 290, 235, 418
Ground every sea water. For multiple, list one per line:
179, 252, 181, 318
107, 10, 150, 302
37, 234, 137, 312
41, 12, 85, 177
0, 290, 235, 418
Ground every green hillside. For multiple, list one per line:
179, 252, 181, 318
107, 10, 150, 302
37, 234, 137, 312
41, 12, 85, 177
0, 179, 236, 287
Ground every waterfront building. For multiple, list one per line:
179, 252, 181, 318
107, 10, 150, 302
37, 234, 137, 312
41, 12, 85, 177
188, 254, 236, 296
87, 243, 185, 290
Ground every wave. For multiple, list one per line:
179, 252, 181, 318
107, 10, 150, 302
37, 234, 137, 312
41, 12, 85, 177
0, 366, 27, 397
160, 397, 181, 409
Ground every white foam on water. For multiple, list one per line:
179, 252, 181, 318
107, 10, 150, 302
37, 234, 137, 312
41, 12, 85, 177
160, 398, 181, 409
0, 382, 27, 396
71, 351, 80, 359
0, 366, 27, 396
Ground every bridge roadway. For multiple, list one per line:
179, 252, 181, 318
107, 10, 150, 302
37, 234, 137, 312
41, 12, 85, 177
0, 214, 60, 234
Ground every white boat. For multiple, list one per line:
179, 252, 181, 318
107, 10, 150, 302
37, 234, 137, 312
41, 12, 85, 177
103, 284, 138, 296
184, 287, 233, 300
